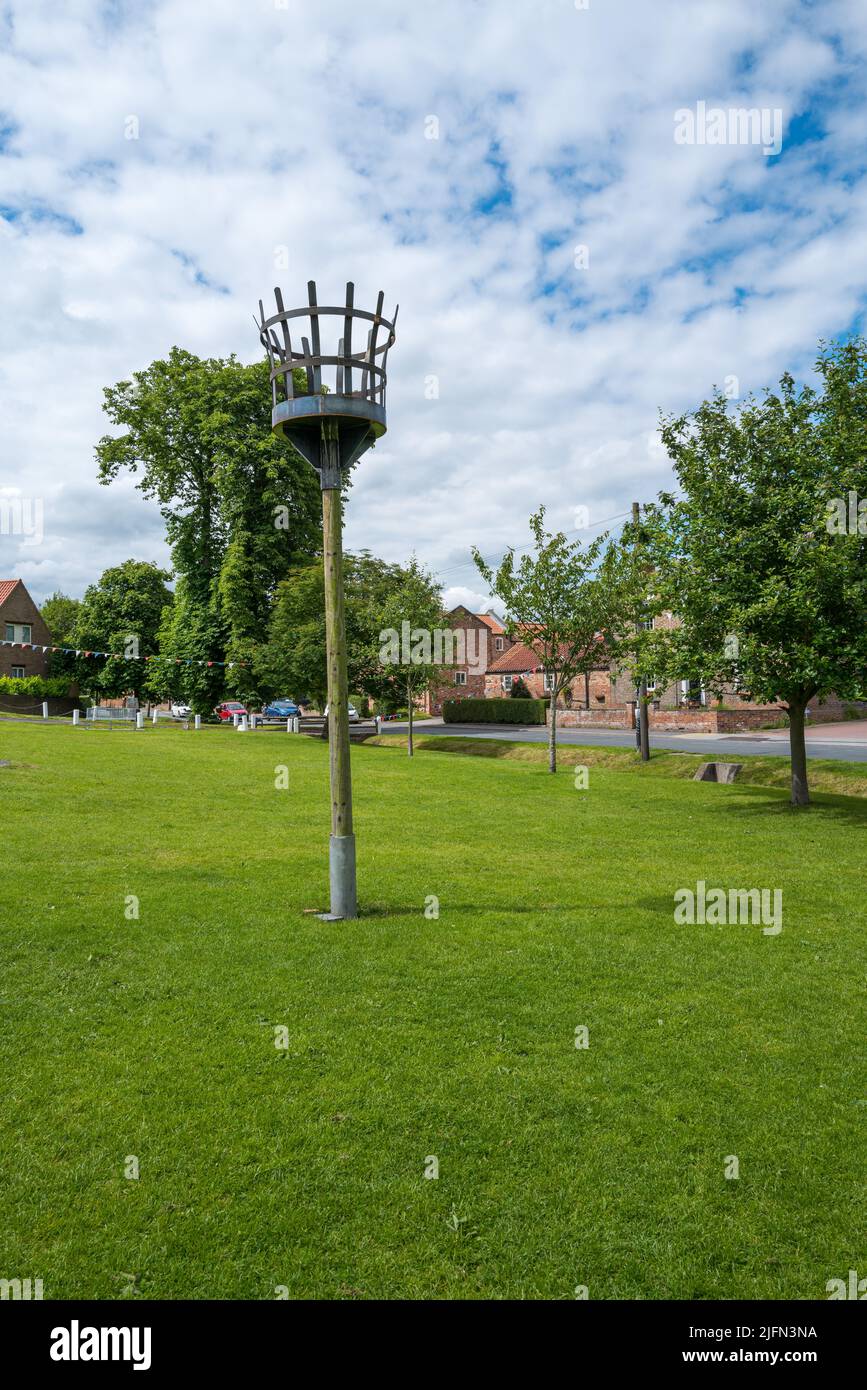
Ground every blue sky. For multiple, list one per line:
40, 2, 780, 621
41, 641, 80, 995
1, 0, 866, 607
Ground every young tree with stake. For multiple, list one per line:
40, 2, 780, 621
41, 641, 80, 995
473, 510, 631, 774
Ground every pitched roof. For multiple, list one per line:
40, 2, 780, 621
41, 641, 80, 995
476, 611, 505, 634
487, 641, 542, 674
487, 633, 609, 674
446, 605, 505, 634
0, 579, 21, 607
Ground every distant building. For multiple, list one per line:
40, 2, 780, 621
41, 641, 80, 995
0, 579, 53, 679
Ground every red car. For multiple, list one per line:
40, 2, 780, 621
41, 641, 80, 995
214, 701, 249, 722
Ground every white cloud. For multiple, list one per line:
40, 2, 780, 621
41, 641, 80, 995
0, 0, 865, 606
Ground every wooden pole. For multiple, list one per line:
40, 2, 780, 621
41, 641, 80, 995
321, 421, 357, 917
633, 501, 650, 762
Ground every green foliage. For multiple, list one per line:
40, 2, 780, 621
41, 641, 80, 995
95, 348, 321, 684
39, 592, 81, 647
510, 676, 531, 698
473, 508, 634, 769
637, 339, 867, 805
0, 675, 72, 698
72, 560, 173, 701
442, 697, 546, 724
258, 551, 437, 712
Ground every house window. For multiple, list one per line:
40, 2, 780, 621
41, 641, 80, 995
543, 672, 556, 692
21, 624, 31, 643
454, 671, 467, 686
502, 675, 513, 691
495, 636, 504, 651
11, 666, 24, 679
4, 624, 13, 641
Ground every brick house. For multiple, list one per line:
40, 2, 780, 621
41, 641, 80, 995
424, 606, 516, 714
0, 579, 53, 679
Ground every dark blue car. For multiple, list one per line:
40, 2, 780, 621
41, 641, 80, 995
262, 699, 301, 720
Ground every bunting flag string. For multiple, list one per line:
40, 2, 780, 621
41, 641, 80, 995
0, 640, 248, 668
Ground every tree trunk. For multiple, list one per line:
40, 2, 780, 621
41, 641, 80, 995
407, 678, 414, 758
548, 692, 557, 773
787, 700, 810, 807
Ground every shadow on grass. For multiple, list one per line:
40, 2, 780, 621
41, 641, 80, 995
722, 782, 867, 830
356, 902, 662, 920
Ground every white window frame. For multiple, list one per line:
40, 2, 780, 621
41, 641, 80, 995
21, 624, 31, 643
10, 665, 24, 679
501, 675, 513, 691
495, 636, 504, 651
454, 670, 467, 686
543, 672, 556, 693
4, 623, 13, 642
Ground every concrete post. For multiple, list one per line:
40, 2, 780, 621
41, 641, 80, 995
194, 714, 201, 730
42, 701, 49, 719
152, 710, 159, 726
238, 715, 248, 732
72, 709, 80, 726
136, 712, 144, 730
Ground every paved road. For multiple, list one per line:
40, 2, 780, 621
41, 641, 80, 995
379, 719, 867, 763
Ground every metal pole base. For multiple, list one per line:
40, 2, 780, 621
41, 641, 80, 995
316, 833, 357, 920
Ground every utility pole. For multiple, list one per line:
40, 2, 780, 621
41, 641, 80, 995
632, 500, 650, 762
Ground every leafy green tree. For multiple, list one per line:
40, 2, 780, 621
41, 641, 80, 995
149, 579, 226, 715
40, 592, 81, 646
643, 340, 867, 806
258, 552, 417, 711
376, 559, 444, 756
73, 561, 173, 703
95, 349, 321, 671
473, 509, 631, 773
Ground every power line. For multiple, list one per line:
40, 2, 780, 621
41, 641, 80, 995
436, 509, 632, 586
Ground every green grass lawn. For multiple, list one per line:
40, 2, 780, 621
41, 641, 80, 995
0, 723, 863, 1300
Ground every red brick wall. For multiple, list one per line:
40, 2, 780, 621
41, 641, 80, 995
0, 583, 53, 679
427, 608, 515, 714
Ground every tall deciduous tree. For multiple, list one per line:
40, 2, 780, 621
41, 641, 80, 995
73, 560, 173, 702
258, 552, 419, 711
95, 349, 321, 670
40, 592, 81, 647
644, 340, 867, 807
473, 509, 630, 773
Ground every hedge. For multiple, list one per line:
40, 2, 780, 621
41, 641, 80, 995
442, 697, 546, 725
0, 675, 73, 698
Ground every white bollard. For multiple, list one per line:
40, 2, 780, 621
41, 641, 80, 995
233, 712, 240, 728
42, 701, 49, 719
286, 717, 292, 733
250, 713, 257, 731
72, 709, 80, 727
194, 714, 201, 730
375, 715, 381, 735
237, 715, 248, 732
152, 710, 158, 726
136, 712, 144, 730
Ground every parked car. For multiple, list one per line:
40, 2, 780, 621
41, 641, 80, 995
171, 702, 192, 719
261, 699, 301, 721
213, 701, 248, 722
324, 702, 360, 722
